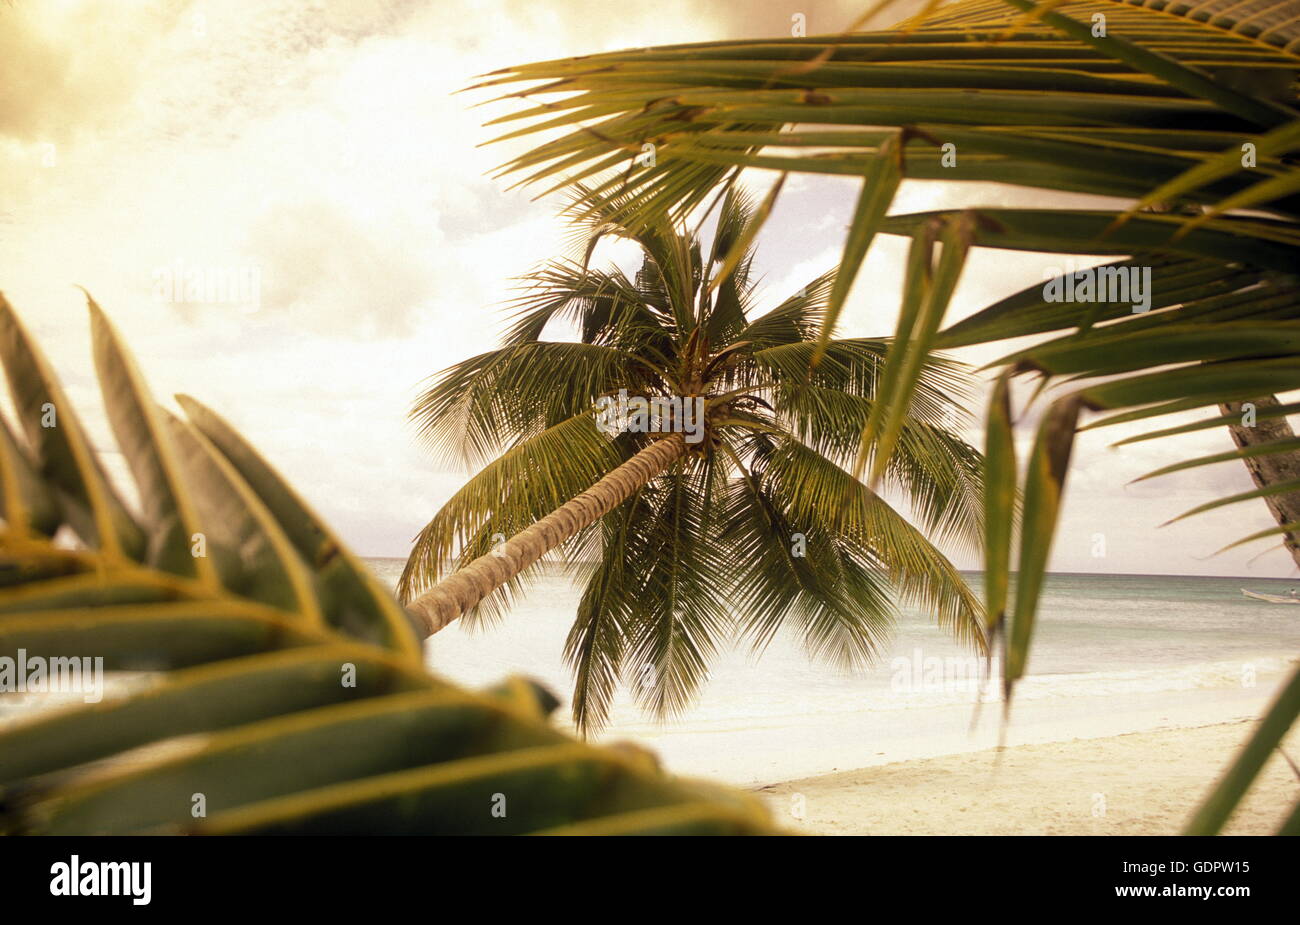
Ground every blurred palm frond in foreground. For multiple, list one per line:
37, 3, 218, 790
0, 293, 776, 835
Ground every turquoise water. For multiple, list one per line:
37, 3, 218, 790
369, 560, 1299, 783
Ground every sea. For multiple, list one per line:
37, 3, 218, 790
366, 559, 1300, 786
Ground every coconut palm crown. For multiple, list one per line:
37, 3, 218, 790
399, 187, 985, 732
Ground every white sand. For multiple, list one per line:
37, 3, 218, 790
756, 720, 1300, 835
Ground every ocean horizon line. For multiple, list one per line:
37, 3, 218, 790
356, 555, 1297, 584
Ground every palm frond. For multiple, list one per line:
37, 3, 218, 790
410, 341, 658, 466
720, 445, 895, 666
760, 438, 985, 650
621, 455, 735, 719
563, 493, 653, 734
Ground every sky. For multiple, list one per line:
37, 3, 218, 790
1, 0, 1296, 579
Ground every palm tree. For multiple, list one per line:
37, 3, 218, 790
478, 0, 1300, 829
399, 187, 985, 731
0, 293, 778, 835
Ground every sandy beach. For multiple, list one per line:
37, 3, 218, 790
756, 720, 1300, 835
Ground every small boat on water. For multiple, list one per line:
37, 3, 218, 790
1242, 588, 1300, 604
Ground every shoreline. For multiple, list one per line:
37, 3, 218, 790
754, 720, 1300, 835
591, 665, 1292, 788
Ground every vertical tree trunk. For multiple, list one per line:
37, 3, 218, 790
1219, 396, 1300, 569
405, 434, 688, 638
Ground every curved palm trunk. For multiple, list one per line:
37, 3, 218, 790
406, 434, 688, 638
1220, 396, 1300, 569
